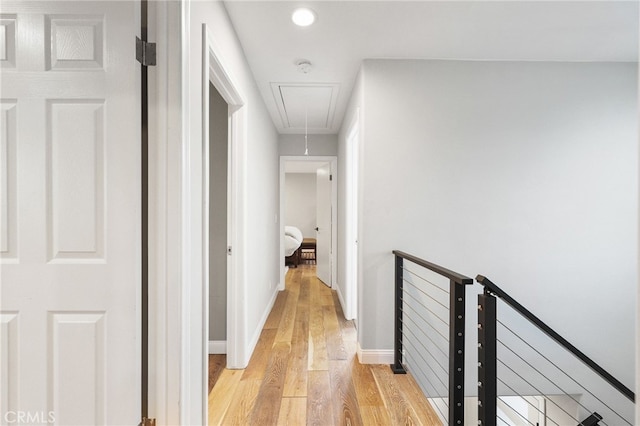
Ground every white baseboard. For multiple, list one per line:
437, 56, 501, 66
208, 340, 227, 354
356, 342, 394, 364
246, 287, 280, 360
335, 283, 349, 319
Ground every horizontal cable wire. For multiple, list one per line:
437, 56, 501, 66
403, 337, 449, 392
497, 358, 580, 425
401, 301, 450, 343
496, 413, 512, 426
402, 267, 450, 295
498, 319, 631, 426
401, 277, 449, 311
403, 350, 450, 422
497, 339, 618, 426
403, 352, 449, 408
402, 287, 449, 326
402, 322, 449, 377
496, 377, 561, 426
497, 396, 537, 426
403, 349, 449, 401
400, 315, 449, 358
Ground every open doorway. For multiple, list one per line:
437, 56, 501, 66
279, 156, 338, 291
200, 23, 249, 421
207, 83, 228, 357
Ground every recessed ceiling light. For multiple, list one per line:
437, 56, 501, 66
292, 8, 316, 27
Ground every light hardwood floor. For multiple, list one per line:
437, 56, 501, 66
208, 264, 443, 425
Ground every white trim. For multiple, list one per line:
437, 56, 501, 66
208, 340, 227, 355
335, 281, 348, 317
202, 23, 248, 372
279, 155, 338, 291
180, 0, 192, 423
147, 0, 183, 423
344, 110, 360, 321
356, 343, 395, 364
177, 21, 249, 426
248, 288, 280, 355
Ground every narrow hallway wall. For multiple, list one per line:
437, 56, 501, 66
340, 59, 637, 391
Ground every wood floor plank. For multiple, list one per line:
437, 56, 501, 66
351, 359, 392, 425
351, 358, 387, 408
297, 270, 311, 315
332, 292, 356, 333
317, 279, 334, 306
277, 397, 307, 426
329, 359, 364, 426
242, 328, 277, 381
283, 317, 309, 396
275, 273, 301, 344
307, 370, 334, 426
396, 373, 444, 425
308, 290, 328, 370
208, 354, 226, 394
371, 364, 429, 425
358, 404, 394, 425
330, 292, 358, 356
220, 379, 262, 426
324, 305, 348, 360
207, 368, 243, 425
264, 291, 288, 329
248, 341, 291, 425
208, 264, 442, 426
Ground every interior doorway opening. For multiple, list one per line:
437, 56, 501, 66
199, 22, 248, 424
279, 156, 338, 292
207, 83, 229, 356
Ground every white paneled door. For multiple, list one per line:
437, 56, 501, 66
316, 163, 332, 286
0, 1, 140, 425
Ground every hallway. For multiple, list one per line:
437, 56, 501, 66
208, 264, 442, 425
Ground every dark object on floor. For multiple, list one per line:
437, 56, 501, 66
300, 238, 316, 263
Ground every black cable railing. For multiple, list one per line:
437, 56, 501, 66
392, 250, 473, 426
477, 275, 635, 426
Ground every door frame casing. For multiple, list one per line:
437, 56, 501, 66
146, 0, 182, 423
344, 112, 360, 322
199, 17, 248, 407
279, 156, 338, 291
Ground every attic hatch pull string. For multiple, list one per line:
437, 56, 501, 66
304, 107, 309, 156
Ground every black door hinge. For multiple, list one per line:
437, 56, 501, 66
329, 174, 333, 181
136, 37, 156, 66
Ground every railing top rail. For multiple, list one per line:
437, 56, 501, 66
393, 250, 473, 285
476, 274, 635, 403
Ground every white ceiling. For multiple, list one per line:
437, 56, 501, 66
223, 1, 639, 135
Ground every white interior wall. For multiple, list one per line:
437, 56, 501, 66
339, 59, 637, 392
285, 173, 317, 238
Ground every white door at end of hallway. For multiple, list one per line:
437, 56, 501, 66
316, 163, 332, 286
0, 1, 141, 424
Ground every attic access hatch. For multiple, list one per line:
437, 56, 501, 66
271, 82, 340, 134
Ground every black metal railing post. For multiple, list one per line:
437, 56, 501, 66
391, 250, 473, 425
478, 288, 497, 426
391, 254, 407, 374
449, 279, 466, 425
476, 275, 635, 404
